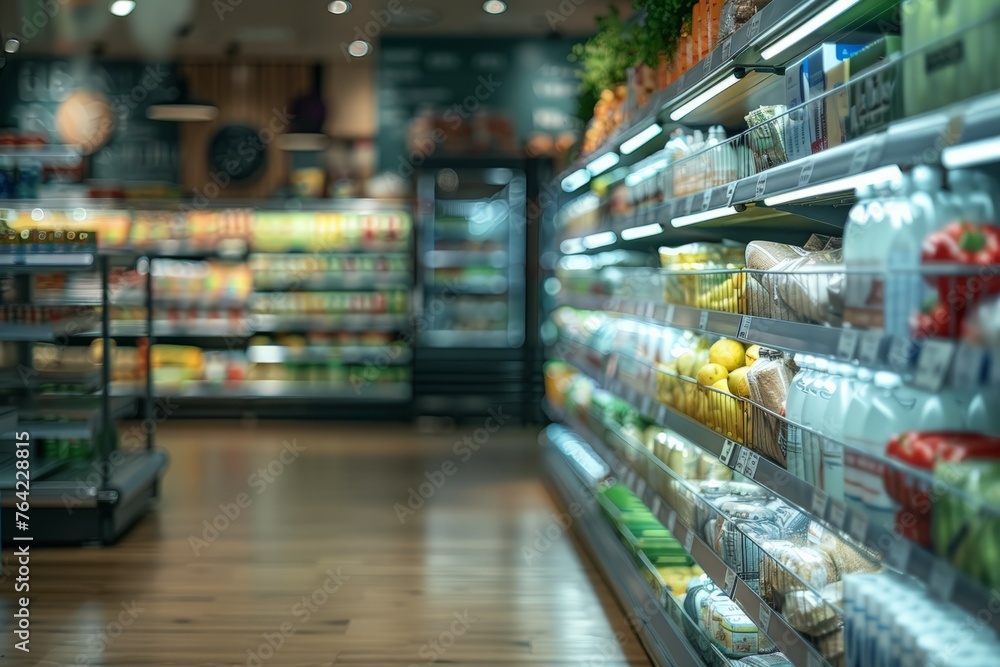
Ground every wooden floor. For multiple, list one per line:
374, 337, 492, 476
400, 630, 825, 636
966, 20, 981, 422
2, 421, 652, 666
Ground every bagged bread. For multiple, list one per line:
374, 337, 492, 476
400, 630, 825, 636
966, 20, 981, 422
745, 239, 844, 325
747, 349, 796, 465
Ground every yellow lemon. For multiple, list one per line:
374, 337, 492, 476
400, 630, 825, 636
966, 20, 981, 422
728, 366, 751, 398
745, 344, 761, 367
709, 338, 746, 372
696, 363, 729, 387
712, 379, 732, 394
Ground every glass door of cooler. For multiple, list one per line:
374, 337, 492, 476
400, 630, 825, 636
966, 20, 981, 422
417, 168, 526, 348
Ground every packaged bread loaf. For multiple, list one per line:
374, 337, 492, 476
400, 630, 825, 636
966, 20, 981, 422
745, 238, 844, 325
746, 349, 797, 465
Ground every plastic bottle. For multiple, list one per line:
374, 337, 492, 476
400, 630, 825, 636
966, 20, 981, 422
967, 388, 1000, 434
783, 355, 814, 480
879, 174, 924, 337
948, 169, 997, 223
844, 183, 883, 328
800, 358, 835, 487
820, 362, 856, 501
841, 368, 881, 515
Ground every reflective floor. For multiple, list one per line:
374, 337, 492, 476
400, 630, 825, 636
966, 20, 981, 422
1, 420, 650, 666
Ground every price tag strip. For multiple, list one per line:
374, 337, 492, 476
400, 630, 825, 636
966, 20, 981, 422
929, 560, 958, 601
724, 568, 738, 596
886, 537, 912, 571
755, 172, 768, 199
811, 488, 829, 519
849, 512, 869, 544
702, 188, 714, 211
720, 439, 738, 466
858, 330, 883, 366
849, 143, 872, 174
758, 603, 772, 632
726, 181, 738, 206
734, 447, 750, 474
828, 499, 847, 529
699, 311, 710, 331
798, 162, 814, 188
742, 452, 760, 479
914, 340, 956, 393
737, 316, 752, 341
683, 528, 695, 553
837, 329, 860, 361
951, 344, 985, 387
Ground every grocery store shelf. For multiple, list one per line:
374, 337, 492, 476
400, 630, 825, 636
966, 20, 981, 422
252, 273, 411, 292
140, 239, 250, 260
558, 291, 994, 389
246, 344, 412, 366
251, 313, 410, 333
17, 396, 136, 439
556, 345, 1000, 635
541, 428, 707, 667
144, 380, 411, 401
0, 251, 97, 272
424, 250, 509, 269
547, 417, 832, 667
0, 314, 100, 341
0, 144, 83, 165
251, 242, 410, 255
0, 368, 102, 393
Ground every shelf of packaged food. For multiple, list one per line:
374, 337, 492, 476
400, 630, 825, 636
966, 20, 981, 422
250, 243, 410, 255
125, 380, 411, 401
110, 295, 248, 309
0, 144, 83, 166
16, 396, 136, 440
424, 250, 509, 269
557, 0, 901, 184
252, 273, 412, 292
246, 344, 412, 366
430, 280, 508, 296
0, 314, 101, 341
555, 343, 1000, 634
557, 291, 1000, 391
540, 427, 709, 667
0, 368, 102, 393
548, 415, 833, 667
251, 313, 410, 333
0, 251, 98, 271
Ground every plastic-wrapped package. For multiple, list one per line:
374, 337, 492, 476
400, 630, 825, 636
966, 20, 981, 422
745, 238, 845, 325
718, 0, 774, 41
745, 106, 789, 172
746, 349, 797, 465
782, 581, 843, 636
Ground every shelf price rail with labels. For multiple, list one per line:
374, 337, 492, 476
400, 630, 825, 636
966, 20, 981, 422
550, 332, 1000, 639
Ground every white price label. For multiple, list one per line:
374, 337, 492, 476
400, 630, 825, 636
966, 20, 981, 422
666, 510, 677, 533
683, 528, 695, 553
724, 569, 737, 596
726, 181, 738, 206
929, 561, 958, 600
651, 495, 662, 517
737, 315, 753, 341
798, 162, 815, 187
915, 340, 956, 392
626, 469, 637, 490
829, 499, 848, 528
952, 344, 985, 387
657, 404, 668, 424
807, 521, 825, 544
886, 538, 912, 571
635, 477, 647, 499
850, 144, 872, 174
858, 330, 883, 365
665, 305, 676, 324
758, 603, 772, 631
849, 512, 869, 543
685, 196, 695, 216
720, 439, 738, 466
722, 38, 733, 62
659, 587, 669, 607
837, 329, 860, 360
735, 447, 751, 474
755, 172, 768, 199
888, 336, 916, 371
743, 452, 760, 479
643, 301, 655, 319
699, 311, 710, 330
702, 189, 713, 211
748, 12, 762, 39
811, 489, 830, 518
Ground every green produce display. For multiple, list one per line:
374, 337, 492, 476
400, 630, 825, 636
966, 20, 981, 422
934, 459, 1000, 591
599, 483, 694, 567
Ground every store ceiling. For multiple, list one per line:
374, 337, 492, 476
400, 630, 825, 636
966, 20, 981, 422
2, 0, 633, 59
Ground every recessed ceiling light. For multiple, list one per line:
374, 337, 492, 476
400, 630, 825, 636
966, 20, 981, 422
4, 38, 20, 54
327, 1, 351, 14
482, 1, 507, 14
109, 0, 136, 17
347, 40, 370, 57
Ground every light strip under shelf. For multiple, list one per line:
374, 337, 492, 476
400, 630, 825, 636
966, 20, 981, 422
762, 165, 901, 206
586, 152, 620, 177
620, 124, 663, 155
582, 231, 617, 249
760, 0, 863, 60
620, 223, 664, 240
561, 169, 591, 193
669, 75, 739, 121
671, 206, 738, 227
942, 136, 1000, 169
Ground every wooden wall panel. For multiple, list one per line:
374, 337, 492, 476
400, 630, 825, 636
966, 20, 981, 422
179, 62, 312, 199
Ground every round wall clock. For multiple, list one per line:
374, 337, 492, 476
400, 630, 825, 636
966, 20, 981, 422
207, 124, 267, 183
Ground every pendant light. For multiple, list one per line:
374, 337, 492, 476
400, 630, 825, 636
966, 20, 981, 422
147, 77, 219, 122
276, 63, 330, 152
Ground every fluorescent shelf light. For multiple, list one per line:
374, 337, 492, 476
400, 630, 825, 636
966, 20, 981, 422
586, 152, 619, 176
620, 124, 663, 155
621, 223, 663, 240
582, 231, 617, 249
763, 165, 902, 206
109, 0, 135, 17
670, 75, 739, 121
561, 169, 591, 192
760, 0, 862, 60
559, 255, 595, 271
672, 206, 738, 228
560, 238, 586, 255
942, 137, 1000, 169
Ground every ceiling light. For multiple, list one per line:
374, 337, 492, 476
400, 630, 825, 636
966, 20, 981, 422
672, 206, 739, 228
621, 223, 663, 240
942, 137, 1000, 169
620, 124, 663, 155
483, 1, 507, 14
585, 152, 619, 177
347, 40, 371, 57
670, 75, 739, 121
4, 38, 20, 54
109, 0, 135, 17
276, 133, 331, 152
561, 168, 590, 192
560, 238, 586, 255
147, 103, 219, 122
763, 166, 902, 206
327, 0, 352, 14
582, 231, 617, 249
760, 0, 862, 61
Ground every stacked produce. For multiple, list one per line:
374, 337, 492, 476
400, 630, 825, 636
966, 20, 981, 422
252, 211, 410, 252
250, 291, 409, 316
660, 242, 746, 313
130, 209, 253, 249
